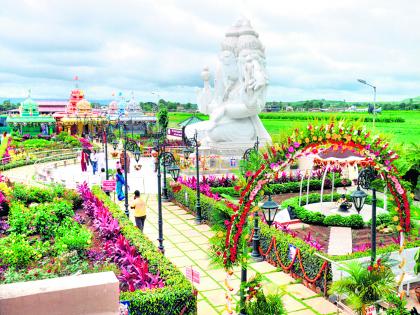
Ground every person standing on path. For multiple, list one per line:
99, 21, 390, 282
115, 168, 126, 201
91, 150, 98, 175
130, 190, 146, 232
80, 151, 87, 172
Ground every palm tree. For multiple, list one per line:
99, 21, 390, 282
329, 260, 396, 314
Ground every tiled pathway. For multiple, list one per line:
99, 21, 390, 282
124, 194, 339, 315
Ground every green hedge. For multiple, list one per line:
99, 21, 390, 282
282, 193, 365, 228
92, 187, 197, 315
211, 178, 351, 198
0, 154, 77, 171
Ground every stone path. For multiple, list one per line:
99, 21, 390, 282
123, 194, 339, 315
328, 227, 352, 256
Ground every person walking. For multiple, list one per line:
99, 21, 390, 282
80, 151, 87, 172
130, 190, 146, 232
91, 150, 98, 175
115, 168, 125, 201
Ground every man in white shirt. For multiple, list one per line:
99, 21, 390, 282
91, 150, 98, 175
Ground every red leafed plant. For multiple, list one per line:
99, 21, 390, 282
78, 182, 164, 291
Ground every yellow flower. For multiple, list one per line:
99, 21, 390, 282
243, 258, 247, 263
393, 216, 399, 222
397, 225, 402, 231
87, 240, 91, 244
326, 133, 331, 139
362, 141, 366, 145
305, 138, 310, 143
410, 193, 415, 199
395, 207, 399, 212
217, 231, 224, 238
318, 136, 323, 141
373, 263, 379, 269
312, 136, 317, 141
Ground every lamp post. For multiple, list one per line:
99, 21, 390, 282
123, 124, 129, 217
238, 193, 279, 315
181, 127, 202, 224
241, 137, 263, 262
161, 147, 176, 202
357, 79, 377, 126
152, 130, 180, 254
154, 131, 165, 253
350, 166, 377, 266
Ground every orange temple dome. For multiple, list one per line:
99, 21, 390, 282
76, 99, 92, 114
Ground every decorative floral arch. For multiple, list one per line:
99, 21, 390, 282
219, 121, 410, 269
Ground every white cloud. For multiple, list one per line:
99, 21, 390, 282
0, 0, 419, 102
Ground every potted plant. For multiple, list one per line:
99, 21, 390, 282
329, 257, 395, 315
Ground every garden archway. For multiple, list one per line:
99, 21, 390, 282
218, 121, 411, 269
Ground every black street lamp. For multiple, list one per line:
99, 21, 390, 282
167, 163, 180, 182
261, 195, 280, 227
181, 127, 202, 224
161, 149, 176, 201
351, 166, 377, 266
152, 130, 180, 254
123, 125, 129, 217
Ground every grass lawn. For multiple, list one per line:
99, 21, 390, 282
169, 110, 420, 147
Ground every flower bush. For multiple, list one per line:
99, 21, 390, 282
177, 176, 221, 200
90, 186, 196, 314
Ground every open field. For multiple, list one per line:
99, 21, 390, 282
169, 111, 420, 147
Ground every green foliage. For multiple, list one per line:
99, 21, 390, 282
414, 249, 420, 274
54, 218, 91, 253
329, 259, 395, 313
157, 107, 169, 131
0, 234, 38, 268
21, 139, 52, 149
56, 132, 81, 147
384, 294, 410, 315
282, 193, 365, 228
7, 202, 32, 234
92, 186, 196, 315
2, 267, 56, 284
244, 292, 286, 315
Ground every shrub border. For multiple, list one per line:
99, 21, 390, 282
91, 186, 197, 315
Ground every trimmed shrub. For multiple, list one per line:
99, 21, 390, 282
92, 187, 197, 315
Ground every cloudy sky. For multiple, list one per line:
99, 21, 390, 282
0, 0, 419, 103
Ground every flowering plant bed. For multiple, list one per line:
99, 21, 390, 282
0, 181, 101, 284
88, 186, 196, 314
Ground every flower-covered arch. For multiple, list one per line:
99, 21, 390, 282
219, 121, 410, 269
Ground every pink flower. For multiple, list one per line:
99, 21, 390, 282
385, 160, 390, 166
365, 144, 371, 150
285, 153, 291, 159
245, 171, 253, 177
293, 142, 300, 148
288, 146, 294, 153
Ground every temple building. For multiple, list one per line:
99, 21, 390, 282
107, 92, 156, 136
55, 87, 105, 135
6, 92, 55, 135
